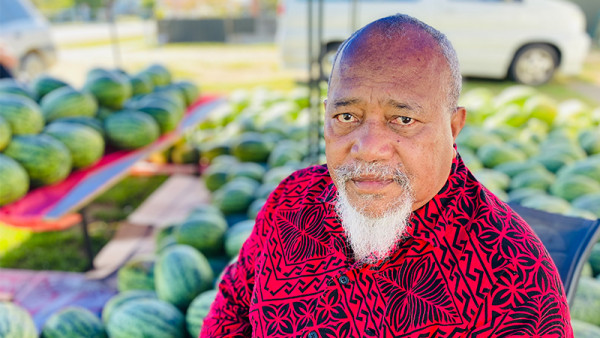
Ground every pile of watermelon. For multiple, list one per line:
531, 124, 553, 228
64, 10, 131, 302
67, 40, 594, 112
0, 64, 200, 207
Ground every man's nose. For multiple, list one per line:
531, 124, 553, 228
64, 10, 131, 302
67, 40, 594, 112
350, 120, 394, 162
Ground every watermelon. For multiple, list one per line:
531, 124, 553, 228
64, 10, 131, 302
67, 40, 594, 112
458, 149, 483, 172
582, 262, 594, 278
104, 111, 160, 149
256, 182, 278, 199
473, 169, 510, 191
571, 319, 600, 338
187, 204, 224, 219
101, 290, 157, 325
248, 198, 267, 219
268, 142, 304, 168
572, 193, 600, 217
520, 195, 571, 214
0, 79, 32, 98
231, 132, 273, 163
456, 126, 503, 151
203, 165, 231, 192
590, 244, 600, 277
186, 290, 218, 338
507, 188, 546, 204
175, 80, 200, 107
225, 219, 254, 258
492, 85, 536, 108
476, 143, 527, 169
263, 166, 296, 184
155, 224, 178, 247
95, 107, 114, 121
227, 162, 265, 183
549, 175, 600, 202
494, 161, 546, 178
571, 278, 600, 326
458, 88, 494, 125
142, 64, 172, 87
579, 128, 600, 155
84, 72, 132, 110
44, 122, 105, 169
565, 207, 597, 220
213, 177, 259, 214
201, 143, 231, 163
522, 94, 558, 126
0, 155, 29, 206
106, 299, 185, 338
530, 152, 576, 174
4, 135, 72, 187
505, 138, 538, 158
53, 116, 104, 137
557, 159, 600, 184
129, 73, 154, 96
509, 168, 555, 192
40, 86, 98, 122
0, 94, 44, 135
41, 306, 106, 338
135, 101, 180, 134
156, 234, 177, 254
0, 302, 37, 338
117, 254, 156, 292
0, 115, 11, 151
30, 75, 70, 101
175, 213, 227, 256
155, 245, 214, 309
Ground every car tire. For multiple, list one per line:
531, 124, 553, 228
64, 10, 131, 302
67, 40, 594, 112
18, 52, 45, 82
508, 44, 558, 85
319, 42, 342, 81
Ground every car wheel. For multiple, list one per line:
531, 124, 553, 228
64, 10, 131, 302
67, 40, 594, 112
509, 44, 558, 85
18, 52, 45, 83
319, 43, 342, 81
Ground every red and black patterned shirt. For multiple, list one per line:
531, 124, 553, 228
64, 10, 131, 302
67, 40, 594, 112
201, 154, 573, 337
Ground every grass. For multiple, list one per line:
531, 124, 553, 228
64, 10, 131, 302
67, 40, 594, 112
57, 35, 147, 49
0, 175, 168, 272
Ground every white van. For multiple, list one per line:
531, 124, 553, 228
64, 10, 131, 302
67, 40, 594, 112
0, 0, 57, 81
276, 0, 591, 85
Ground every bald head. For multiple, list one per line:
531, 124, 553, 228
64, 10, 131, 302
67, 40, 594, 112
329, 14, 462, 111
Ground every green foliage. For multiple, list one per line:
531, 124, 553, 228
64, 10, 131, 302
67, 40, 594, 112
31, 0, 75, 15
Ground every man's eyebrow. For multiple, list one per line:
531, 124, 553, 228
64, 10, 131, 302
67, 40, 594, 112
333, 98, 361, 108
387, 99, 424, 113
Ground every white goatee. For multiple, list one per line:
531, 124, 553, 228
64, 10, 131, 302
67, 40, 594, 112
332, 161, 415, 264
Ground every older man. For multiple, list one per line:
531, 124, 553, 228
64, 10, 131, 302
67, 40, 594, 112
202, 14, 572, 337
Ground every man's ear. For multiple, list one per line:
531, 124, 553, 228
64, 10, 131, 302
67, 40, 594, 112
450, 107, 466, 142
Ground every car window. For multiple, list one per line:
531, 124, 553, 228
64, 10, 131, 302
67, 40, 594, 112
0, 0, 32, 24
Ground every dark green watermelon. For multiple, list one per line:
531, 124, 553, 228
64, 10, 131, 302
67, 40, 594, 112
0, 94, 44, 135
44, 122, 105, 169
40, 86, 98, 122
104, 111, 160, 149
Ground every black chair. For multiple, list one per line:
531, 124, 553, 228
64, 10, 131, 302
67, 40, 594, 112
509, 203, 600, 306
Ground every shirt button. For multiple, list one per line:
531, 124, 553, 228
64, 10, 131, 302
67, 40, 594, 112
308, 331, 318, 338
339, 276, 349, 284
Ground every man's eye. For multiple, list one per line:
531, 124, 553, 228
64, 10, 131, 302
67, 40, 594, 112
394, 116, 414, 125
336, 113, 356, 123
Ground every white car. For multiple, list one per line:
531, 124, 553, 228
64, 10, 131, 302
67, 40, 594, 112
0, 0, 57, 81
277, 0, 591, 85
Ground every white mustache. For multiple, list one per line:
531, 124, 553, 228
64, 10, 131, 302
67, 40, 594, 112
332, 161, 412, 187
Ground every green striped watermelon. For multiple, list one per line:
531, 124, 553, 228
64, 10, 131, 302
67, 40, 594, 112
30, 75, 70, 101
41, 306, 106, 338
225, 219, 255, 258
213, 178, 259, 214
129, 73, 154, 96
3, 135, 72, 187
143, 91, 186, 121
117, 254, 156, 292
40, 86, 98, 122
53, 116, 105, 137
101, 290, 157, 325
572, 319, 600, 338
186, 289, 218, 338
231, 132, 273, 163
155, 245, 213, 310
44, 122, 105, 169
0, 302, 37, 338
247, 198, 267, 219
107, 298, 185, 338
227, 162, 265, 183
84, 72, 132, 110
571, 278, 600, 326
0, 115, 11, 151
0, 154, 29, 206
174, 80, 200, 107
0, 79, 32, 98
186, 204, 225, 219
135, 101, 180, 134
142, 64, 172, 87
203, 164, 232, 192
0, 94, 44, 135
175, 213, 227, 256
104, 111, 160, 149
